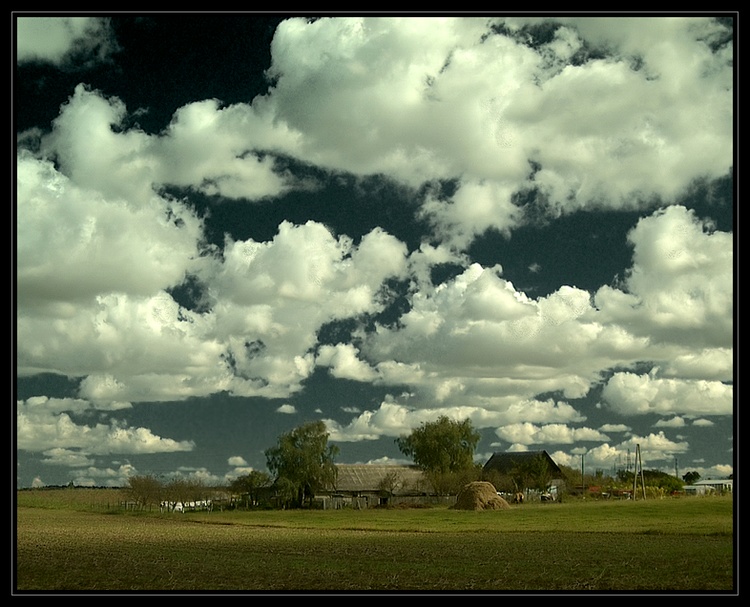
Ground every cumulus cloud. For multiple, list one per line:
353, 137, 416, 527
16, 17, 118, 66
207, 221, 408, 398
17, 21, 732, 407
359, 203, 732, 424
317, 343, 378, 381
616, 431, 690, 462
363, 262, 618, 406
16, 152, 204, 308
22, 16, 732, 243
15, 16, 733, 483
17, 397, 194, 455
655, 416, 687, 428
602, 372, 733, 417
257, 17, 732, 244
599, 423, 631, 433
494, 422, 610, 446
692, 418, 715, 427
324, 396, 586, 442
595, 206, 733, 348
40, 448, 95, 468
69, 463, 138, 487
18, 148, 409, 401
34, 85, 293, 204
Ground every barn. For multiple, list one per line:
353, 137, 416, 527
314, 464, 448, 509
482, 450, 565, 500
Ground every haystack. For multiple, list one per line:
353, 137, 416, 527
452, 481, 511, 511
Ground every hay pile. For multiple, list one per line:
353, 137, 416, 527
452, 481, 511, 511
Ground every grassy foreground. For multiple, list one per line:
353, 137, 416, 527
15, 490, 735, 593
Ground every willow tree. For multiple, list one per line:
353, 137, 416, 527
396, 416, 481, 494
265, 420, 339, 508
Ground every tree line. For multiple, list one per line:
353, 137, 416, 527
126, 416, 708, 509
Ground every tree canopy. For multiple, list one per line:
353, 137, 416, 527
682, 470, 701, 485
264, 420, 339, 508
396, 416, 480, 474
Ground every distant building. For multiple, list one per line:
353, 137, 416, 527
313, 464, 450, 509
482, 450, 564, 479
684, 479, 733, 495
482, 450, 565, 499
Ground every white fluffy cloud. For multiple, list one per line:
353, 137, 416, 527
206, 221, 408, 398
15, 16, 733, 481
37, 85, 294, 203
16, 17, 117, 66
16, 152, 204, 308
325, 397, 586, 443
21, 17, 732, 245
17, 397, 194, 455
18, 144, 409, 401
495, 422, 610, 446
317, 343, 378, 382
340, 202, 733, 466
594, 206, 734, 348
255, 16, 732, 245
602, 372, 733, 417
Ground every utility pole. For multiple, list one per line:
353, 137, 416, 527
626, 448, 631, 472
581, 452, 585, 498
632, 444, 646, 500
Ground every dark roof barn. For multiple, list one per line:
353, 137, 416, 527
483, 450, 563, 478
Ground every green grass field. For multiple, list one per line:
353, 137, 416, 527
15, 489, 735, 593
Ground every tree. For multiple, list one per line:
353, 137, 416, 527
265, 421, 339, 508
395, 416, 481, 494
164, 477, 208, 510
643, 469, 684, 494
125, 475, 163, 510
377, 471, 404, 498
618, 468, 684, 495
396, 416, 480, 474
229, 471, 272, 508
524, 452, 554, 494
682, 470, 701, 485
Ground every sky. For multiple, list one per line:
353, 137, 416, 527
14, 13, 735, 489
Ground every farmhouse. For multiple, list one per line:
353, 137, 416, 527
315, 464, 445, 509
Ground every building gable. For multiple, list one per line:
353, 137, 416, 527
482, 450, 563, 478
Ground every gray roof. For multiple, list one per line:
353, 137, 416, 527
333, 464, 430, 494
